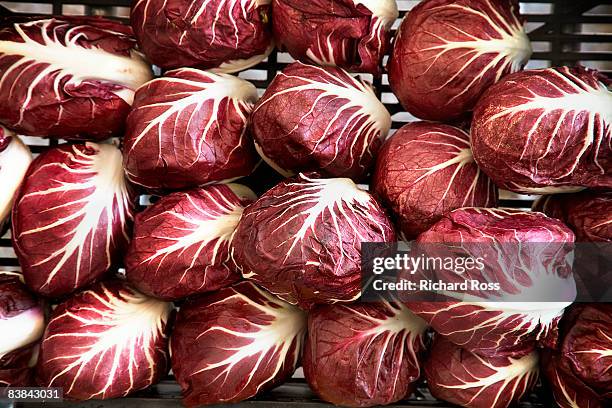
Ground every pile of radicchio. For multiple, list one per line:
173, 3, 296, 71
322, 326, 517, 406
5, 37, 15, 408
0, 1, 610, 407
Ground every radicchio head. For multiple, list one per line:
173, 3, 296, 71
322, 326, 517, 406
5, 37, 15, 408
303, 299, 427, 407
131, 0, 272, 72
123, 68, 259, 191
36, 280, 172, 399
170, 281, 306, 406
250, 62, 391, 180
0, 17, 152, 140
231, 173, 396, 309
0, 126, 31, 235
126, 184, 256, 301
533, 191, 611, 242
272, 0, 398, 75
372, 122, 498, 239
542, 303, 612, 408
426, 337, 539, 408
0, 272, 44, 386
12, 142, 135, 297
471, 66, 611, 194
406, 208, 576, 357
388, 0, 532, 121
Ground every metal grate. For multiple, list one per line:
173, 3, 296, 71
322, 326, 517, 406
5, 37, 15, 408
1, 1, 611, 407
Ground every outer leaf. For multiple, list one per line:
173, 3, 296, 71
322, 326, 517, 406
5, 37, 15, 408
12, 142, 136, 297
123, 68, 259, 191
0, 17, 152, 140
425, 337, 538, 408
250, 62, 391, 180
388, 0, 531, 121
303, 300, 427, 407
232, 173, 396, 309
472, 66, 612, 193
170, 281, 306, 407
131, 0, 272, 72
272, 0, 398, 75
372, 122, 497, 240
126, 184, 256, 301
36, 280, 173, 400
